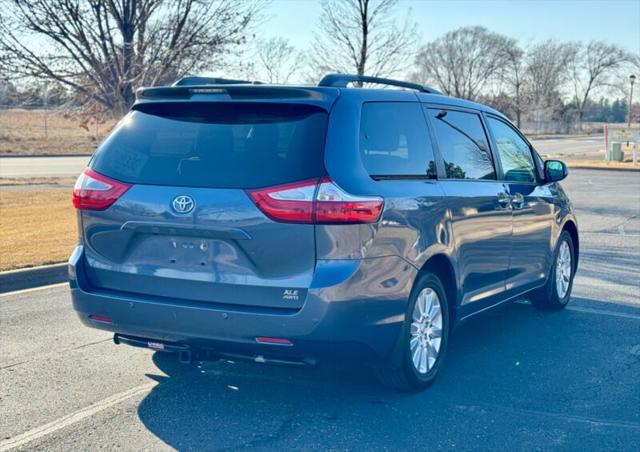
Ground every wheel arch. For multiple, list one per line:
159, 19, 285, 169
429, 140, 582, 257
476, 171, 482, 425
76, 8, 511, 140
415, 254, 459, 328
562, 219, 579, 272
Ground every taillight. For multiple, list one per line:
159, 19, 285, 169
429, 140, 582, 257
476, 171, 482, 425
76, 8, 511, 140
72, 168, 131, 210
255, 337, 293, 346
88, 314, 113, 324
247, 178, 383, 224
314, 178, 383, 223
246, 179, 316, 223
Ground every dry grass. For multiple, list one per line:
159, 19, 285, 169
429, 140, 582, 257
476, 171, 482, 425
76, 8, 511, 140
0, 108, 116, 156
0, 177, 77, 187
0, 189, 76, 271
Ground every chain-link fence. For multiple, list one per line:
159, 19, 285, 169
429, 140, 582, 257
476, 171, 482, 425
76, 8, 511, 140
0, 104, 116, 156
0, 102, 633, 157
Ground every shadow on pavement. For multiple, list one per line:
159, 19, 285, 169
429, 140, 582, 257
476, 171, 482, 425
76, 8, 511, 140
137, 300, 640, 451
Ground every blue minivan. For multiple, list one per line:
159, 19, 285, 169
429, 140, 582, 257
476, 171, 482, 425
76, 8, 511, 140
69, 74, 578, 390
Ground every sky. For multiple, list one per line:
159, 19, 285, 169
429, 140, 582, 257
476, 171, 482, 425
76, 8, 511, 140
263, 0, 640, 53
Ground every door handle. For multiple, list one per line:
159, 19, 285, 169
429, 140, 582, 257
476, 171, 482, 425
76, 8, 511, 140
497, 191, 511, 208
511, 192, 525, 209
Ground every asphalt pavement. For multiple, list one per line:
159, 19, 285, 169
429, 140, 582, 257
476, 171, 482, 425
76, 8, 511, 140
531, 135, 605, 161
0, 156, 89, 178
1, 169, 639, 451
0, 136, 605, 178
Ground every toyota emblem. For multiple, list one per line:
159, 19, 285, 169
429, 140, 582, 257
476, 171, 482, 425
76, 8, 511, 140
172, 195, 195, 214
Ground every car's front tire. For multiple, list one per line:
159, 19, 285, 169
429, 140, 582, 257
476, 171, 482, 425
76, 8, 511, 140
530, 230, 576, 310
375, 272, 449, 391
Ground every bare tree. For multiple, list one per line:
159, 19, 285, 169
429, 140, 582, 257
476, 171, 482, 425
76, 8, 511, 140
414, 26, 516, 101
252, 36, 303, 83
309, 0, 418, 79
571, 41, 629, 123
0, 0, 262, 115
524, 40, 577, 109
502, 45, 525, 127
602, 53, 640, 102
632, 53, 640, 74
0, 78, 19, 106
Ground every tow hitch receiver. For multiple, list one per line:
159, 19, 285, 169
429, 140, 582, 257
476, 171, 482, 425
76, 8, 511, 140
113, 334, 192, 363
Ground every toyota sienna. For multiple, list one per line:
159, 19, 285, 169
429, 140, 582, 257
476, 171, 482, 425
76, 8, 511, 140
69, 74, 579, 390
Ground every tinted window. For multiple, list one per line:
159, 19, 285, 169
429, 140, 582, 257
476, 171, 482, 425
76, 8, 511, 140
427, 109, 495, 180
90, 102, 328, 189
486, 116, 536, 183
360, 102, 436, 177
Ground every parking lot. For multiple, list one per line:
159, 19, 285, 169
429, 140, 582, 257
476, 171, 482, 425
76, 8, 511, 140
1, 168, 639, 451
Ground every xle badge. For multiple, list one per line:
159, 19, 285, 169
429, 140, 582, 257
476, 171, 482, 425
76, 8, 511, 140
282, 289, 299, 301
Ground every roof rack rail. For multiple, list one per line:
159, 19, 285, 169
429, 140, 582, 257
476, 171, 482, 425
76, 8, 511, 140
318, 73, 441, 94
173, 76, 262, 86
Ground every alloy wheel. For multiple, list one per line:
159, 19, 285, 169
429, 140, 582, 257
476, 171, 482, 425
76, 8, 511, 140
409, 288, 443, 374
555, 240, 572, 299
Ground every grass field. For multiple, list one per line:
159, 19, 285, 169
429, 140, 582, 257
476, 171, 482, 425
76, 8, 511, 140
0, 189, 76, 271
0, 108, 115, 156
0, 176, 77, 187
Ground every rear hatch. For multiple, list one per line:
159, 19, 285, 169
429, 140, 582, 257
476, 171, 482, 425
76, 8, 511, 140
77, 100, 329, 310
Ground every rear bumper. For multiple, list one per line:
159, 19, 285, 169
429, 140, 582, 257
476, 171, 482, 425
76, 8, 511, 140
69, 246, 416, 363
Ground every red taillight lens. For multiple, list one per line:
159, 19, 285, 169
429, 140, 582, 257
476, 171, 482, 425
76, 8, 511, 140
73, 168, 131, 210
89, 314, 113, 324
255, 337, 293, 346
247, 178, 383, 224
314, 178, 383, 223
247, 179, 317, 223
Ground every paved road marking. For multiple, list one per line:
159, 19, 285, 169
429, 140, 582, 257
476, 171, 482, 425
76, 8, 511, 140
0, 365, 295, 451
0, 383, 155, 451
0, 282, 67, 298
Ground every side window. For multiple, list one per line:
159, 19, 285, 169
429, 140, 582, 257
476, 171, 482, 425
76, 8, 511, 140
427, 108, 495, 180
360, 102, 436, 177
486, 116, 537, 183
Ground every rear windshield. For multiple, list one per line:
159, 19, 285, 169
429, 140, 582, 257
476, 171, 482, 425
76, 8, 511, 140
90, 102, 328, 189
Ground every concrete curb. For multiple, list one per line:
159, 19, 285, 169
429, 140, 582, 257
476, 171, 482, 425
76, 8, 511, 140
529, 134, 600, 141
0, 154, 93, 158
0, 263, 67, 294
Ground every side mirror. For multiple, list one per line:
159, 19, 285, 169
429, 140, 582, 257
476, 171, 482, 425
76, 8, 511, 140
544, 160, 568, 183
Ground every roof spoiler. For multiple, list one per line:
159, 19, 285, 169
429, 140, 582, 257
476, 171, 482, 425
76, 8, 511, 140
173, 76, 262, 86
318, 73, 442, 94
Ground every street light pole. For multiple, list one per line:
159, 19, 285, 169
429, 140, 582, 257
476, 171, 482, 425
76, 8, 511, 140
628, 74, 636, 128
629, 75, 637, 163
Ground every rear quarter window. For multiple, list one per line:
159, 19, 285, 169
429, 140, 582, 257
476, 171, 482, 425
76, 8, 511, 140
90, 102, 328, 189
359, 102, 436, 178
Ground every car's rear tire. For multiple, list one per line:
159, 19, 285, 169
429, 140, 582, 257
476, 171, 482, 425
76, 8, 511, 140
530, 230, 576, 310
375, 272, 449, 391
